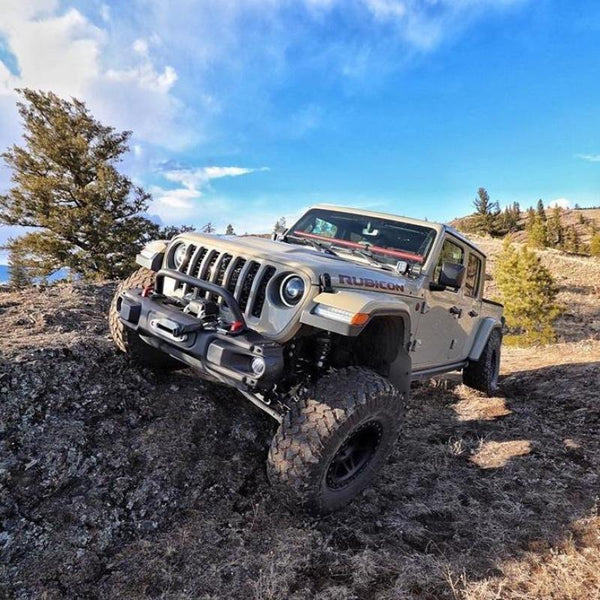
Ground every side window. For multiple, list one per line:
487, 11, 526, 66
464, 253, 482, 298
434, 238, 464, 282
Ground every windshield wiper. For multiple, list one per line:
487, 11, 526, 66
335, 245, 394, 271
305, 238, 339, 256
287, 233, 339, 256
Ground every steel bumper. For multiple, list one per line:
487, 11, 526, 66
118, 270, 284, 389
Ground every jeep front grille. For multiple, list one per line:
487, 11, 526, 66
173, 246, 279, 320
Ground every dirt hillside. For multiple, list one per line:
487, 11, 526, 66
1, 272, 600, 599
451, 207, 600, 248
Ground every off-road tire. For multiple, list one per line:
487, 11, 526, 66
463, 328, 502, 396
267, 367, 404, 514
109, 268, 183, 372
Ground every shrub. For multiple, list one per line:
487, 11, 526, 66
494, 240, 562, 345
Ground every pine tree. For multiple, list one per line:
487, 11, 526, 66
525, 207, 536, 230
499, 205, 519, 234
494, 240, 561, 345
273, 217, 287, 235
7, 244, 33, 288
225, 224, 235, 235
547, 206, 564, 248
527, 215, 548, 248
0, 89, 160, 281
536, 199, 546, 221
156, 225, 195, 239
590, 233, 600, 257
201, 222, 215, 234
472, 188, 500, 235
563, 225, 580, 253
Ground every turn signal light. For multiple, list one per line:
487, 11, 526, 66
350, 313, 369, 326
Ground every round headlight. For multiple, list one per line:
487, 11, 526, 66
173, 243, 187, 268
280, 275, 305, 307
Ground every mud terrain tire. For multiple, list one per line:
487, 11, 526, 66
267, 367, 404, 514
463, 328, 502, 396
109, 268, 183, 372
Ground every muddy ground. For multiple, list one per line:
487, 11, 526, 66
1, 282, 599, 599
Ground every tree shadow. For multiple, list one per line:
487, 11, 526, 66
6, 353, 599, 599
311, 360, 600, 596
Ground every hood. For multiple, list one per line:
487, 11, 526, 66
178, 233, 423, 298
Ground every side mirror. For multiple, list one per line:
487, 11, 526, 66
431, 262, 465, 291
271, 228, 289, 242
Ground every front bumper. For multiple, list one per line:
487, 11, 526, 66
118, 273, 284, 389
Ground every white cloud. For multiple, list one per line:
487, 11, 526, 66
576, 153, 600, 163
149, 166, 269, 224
548, 198, 571, 209
0, 2, 189, 150
99, 4, 111, 23
364, 0, 407, 20
133, 39, 149, 56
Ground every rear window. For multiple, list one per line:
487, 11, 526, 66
465, 253, 482, 298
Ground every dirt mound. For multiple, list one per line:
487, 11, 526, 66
2, 283, 600, 599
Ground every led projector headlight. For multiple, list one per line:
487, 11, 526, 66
280, 275, 305, 307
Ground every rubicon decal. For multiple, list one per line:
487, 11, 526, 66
338, 274, 404, 292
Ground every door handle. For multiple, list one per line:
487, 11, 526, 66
449, 306, 462, 317
468, 310, 478, 318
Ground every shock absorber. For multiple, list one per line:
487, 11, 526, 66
315, 333, 332, 370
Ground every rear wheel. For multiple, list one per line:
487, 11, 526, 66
463, 328, 502, 396
267, 367, 404, 514
109, 268, 184, 372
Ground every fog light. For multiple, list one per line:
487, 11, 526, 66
251, 357, 266, 377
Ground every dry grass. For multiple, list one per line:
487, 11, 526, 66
2, 274, 600, 598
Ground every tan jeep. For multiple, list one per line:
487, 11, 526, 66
109, 204, 504, 513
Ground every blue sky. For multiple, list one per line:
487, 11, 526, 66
1, 0, 599, 260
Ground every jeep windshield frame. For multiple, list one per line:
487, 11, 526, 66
286, 208, 437, 267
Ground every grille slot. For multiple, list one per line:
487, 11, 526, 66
251, 266, 276, 317
238, 261, 260, 312
172, 245, 279, 319
227, 258, 247, 294
190, 247, 208, 279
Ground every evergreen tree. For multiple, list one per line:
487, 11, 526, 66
201, 222, 215, 234
7, 244, 33, 288
494, 240, 561, 345
563, 225, 580, 253
0, 89, 160, 281
525, 207, 536, 230
590, 233, 600, 257
157, 225, 195, 239
536, 199, 547, 221
472, 187, 500, 235
225, 224, 235, 235
547, 206, 564, 248
527, 215, 548, 248
273, 217, 287, 235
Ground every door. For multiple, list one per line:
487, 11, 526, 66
412, 237, 468, 369
457, 251, 484, 358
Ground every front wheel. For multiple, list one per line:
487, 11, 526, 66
267, 367, 404, 514
109, 268, 184, 372
463, 328, 502, 396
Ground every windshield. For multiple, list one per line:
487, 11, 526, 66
287, 208, 436, 266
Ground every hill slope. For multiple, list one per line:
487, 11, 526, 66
1, 277, 600, 599
451, 207, 600, 248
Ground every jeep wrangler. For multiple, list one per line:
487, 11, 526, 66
109, 205, 504, 513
